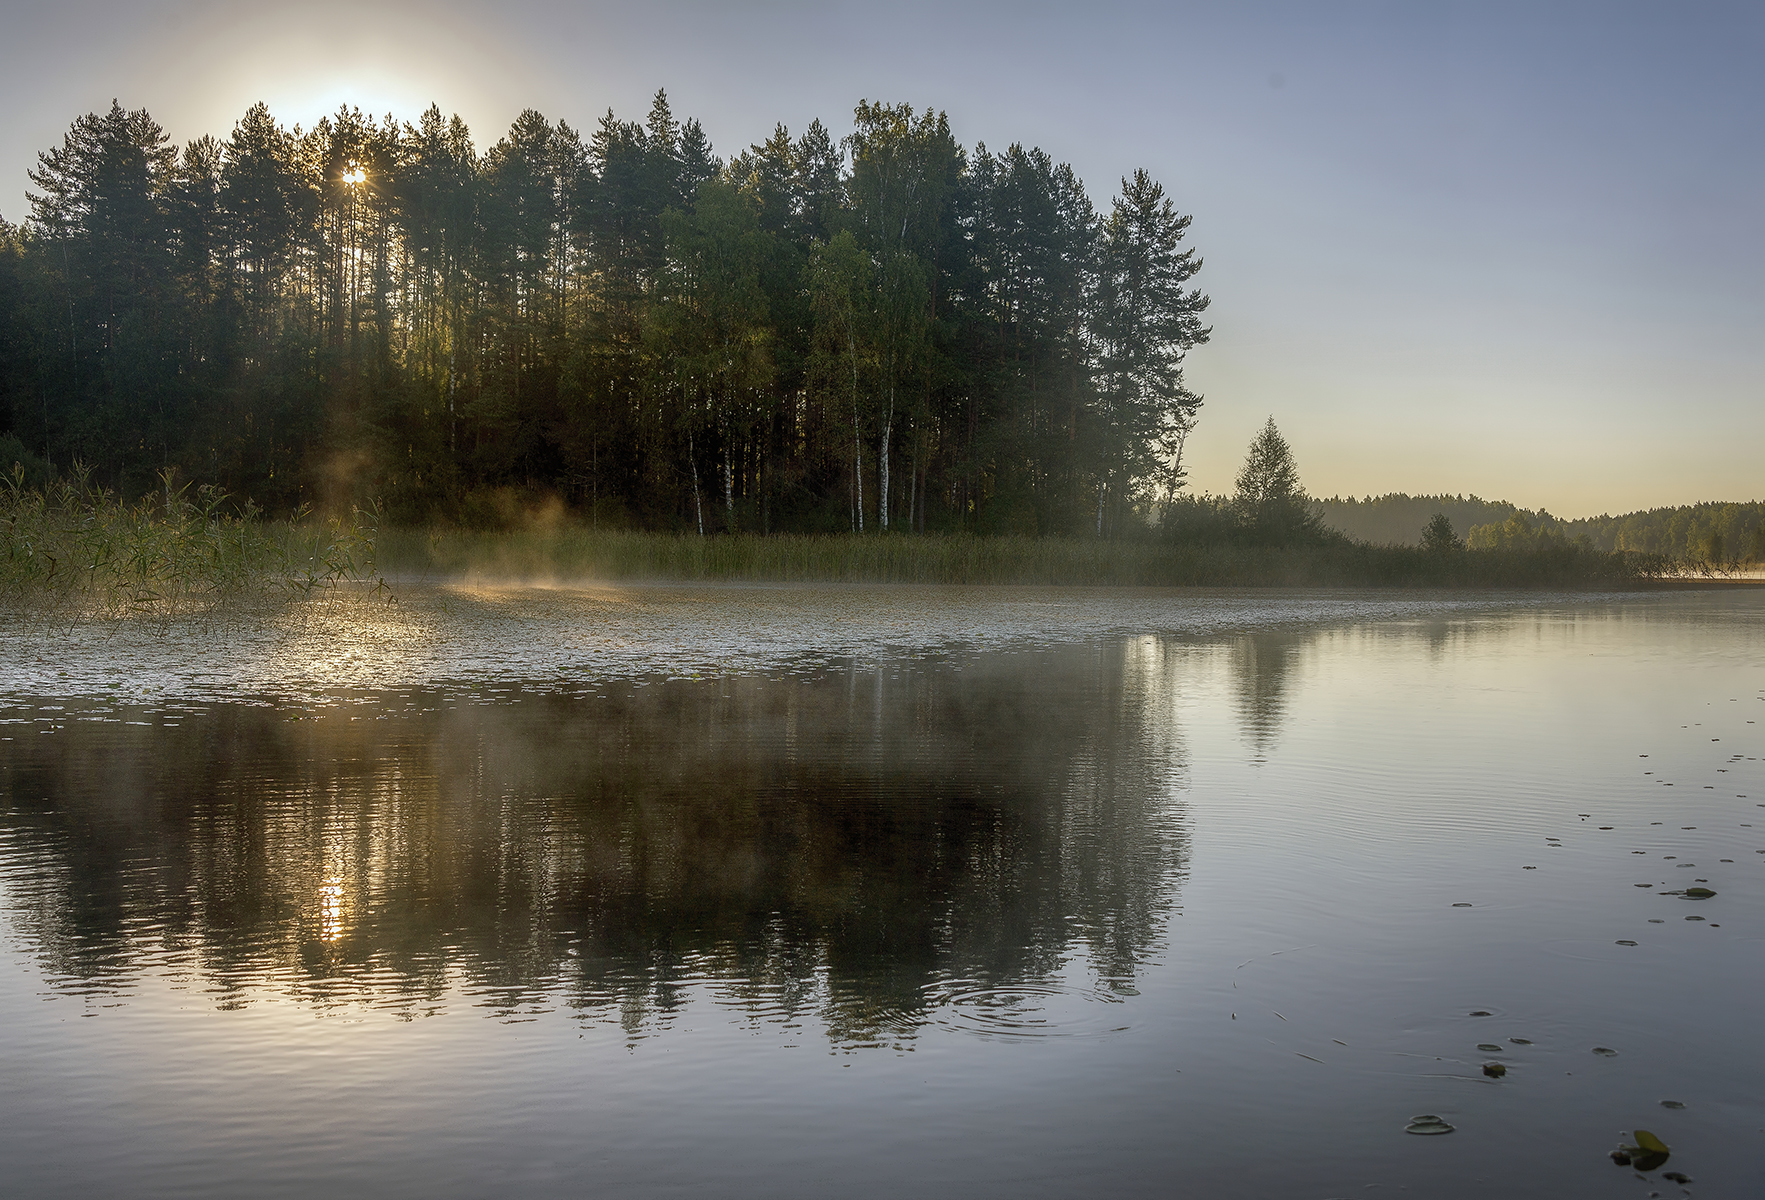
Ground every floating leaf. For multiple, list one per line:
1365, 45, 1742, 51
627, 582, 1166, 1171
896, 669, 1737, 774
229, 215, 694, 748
1405, 1116, 1455, 1135
1477, 1043, 1502, 1052
1592, 1047, 1618, 1056
1508, 1037, 1532, 1045
1634, 1130, 1670, 1155
1684, 887, 1716, 898
1660, 1100, 1686, 1109
1662, 1171, 1693, 1183
1615, 940, 1638, 946
1481, 1062, 1507, 1078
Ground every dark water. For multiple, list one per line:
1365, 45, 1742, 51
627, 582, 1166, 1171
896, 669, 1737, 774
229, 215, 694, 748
1, 585, 1761, 1197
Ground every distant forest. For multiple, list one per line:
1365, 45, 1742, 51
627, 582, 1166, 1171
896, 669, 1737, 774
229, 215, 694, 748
0, 93, 1210, 534
1316, 493, 1765, 562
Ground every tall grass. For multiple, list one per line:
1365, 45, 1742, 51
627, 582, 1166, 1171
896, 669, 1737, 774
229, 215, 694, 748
0, 465, 381, 616
378, 525, 1669, 588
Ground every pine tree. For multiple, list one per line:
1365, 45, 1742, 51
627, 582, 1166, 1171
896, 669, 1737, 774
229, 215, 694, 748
1089, 169, 1209, 535
5, 93, 1218, 534
1234, 417, 1319, 543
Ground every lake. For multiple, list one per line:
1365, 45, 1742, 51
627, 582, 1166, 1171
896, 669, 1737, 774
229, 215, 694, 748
1, 583, 1760, 1197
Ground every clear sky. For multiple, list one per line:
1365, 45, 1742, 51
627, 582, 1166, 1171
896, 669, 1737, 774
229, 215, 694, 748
2, 0, 1759, 517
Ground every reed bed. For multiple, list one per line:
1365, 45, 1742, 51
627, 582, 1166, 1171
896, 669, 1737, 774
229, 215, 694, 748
0, 466, 380, 617
378, 526, 1668, 589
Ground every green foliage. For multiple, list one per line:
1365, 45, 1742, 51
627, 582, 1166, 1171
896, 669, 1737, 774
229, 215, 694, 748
0, 432, 53, 489
0, 464, 379, 615
377, 523, 1661, 588
1420, 512, 1463, 552
1090, 169, 1210, 535
1313, 493, 1517, 545
1, 94, 1211, 538
1467, 510, 1562, 552
1232, 418, 1323, 545
1320, 493, 1765, 569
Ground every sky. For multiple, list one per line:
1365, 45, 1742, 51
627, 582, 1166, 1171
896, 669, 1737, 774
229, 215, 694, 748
1, 0, 1760, 517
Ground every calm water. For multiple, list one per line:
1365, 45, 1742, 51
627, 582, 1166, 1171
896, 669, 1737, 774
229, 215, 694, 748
1, 584, 1761, 1198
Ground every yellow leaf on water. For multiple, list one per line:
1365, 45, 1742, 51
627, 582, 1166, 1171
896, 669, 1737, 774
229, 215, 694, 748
1633, 1130, 1670, 1155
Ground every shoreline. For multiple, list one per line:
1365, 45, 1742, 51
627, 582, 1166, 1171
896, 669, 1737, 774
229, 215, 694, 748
372, 526, 1675, 590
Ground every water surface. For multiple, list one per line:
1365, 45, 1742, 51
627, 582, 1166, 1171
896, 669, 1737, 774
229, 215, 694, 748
1, 585, 1761, 1197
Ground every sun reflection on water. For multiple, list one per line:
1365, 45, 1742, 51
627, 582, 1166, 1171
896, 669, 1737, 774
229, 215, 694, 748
318, 877, 345, 943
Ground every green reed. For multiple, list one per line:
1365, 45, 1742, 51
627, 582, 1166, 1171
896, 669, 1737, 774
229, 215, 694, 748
0, 464, 381, 616
378, 526, 1669, 588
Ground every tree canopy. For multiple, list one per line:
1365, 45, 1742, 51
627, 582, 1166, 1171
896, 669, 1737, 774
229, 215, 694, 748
0, 94, 1211, 534
1232, 417, 1318, 543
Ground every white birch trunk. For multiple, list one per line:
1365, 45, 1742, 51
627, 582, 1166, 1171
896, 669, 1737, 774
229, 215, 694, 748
690, 430, 704, 536
880, 405, 892, 532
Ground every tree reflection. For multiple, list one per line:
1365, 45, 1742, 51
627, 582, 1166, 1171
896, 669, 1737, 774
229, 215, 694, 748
0, 642, 1190, 1042
1229, 631, 1305, 756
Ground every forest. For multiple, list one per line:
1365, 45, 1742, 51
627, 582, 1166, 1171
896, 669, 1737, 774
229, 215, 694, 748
0, 93, 1208, 536
1314, 493, 1765, 564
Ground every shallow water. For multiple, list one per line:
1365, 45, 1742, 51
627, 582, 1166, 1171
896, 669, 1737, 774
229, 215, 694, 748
1, 584, 1761, 1197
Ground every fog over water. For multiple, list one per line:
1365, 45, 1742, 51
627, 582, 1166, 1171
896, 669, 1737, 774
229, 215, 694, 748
1, 585, 1761, 1197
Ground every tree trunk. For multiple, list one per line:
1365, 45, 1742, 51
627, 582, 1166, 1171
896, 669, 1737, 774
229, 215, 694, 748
851, 329, 864, 533
724, 445, 734, 532
908, 433, 918, 533
690, 430, 704, 536
880, 392, 892, 532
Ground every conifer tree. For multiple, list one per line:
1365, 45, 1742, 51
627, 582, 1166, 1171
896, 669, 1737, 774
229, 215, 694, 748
1234, 417, 1319, 544
1090, 169, 1209, 535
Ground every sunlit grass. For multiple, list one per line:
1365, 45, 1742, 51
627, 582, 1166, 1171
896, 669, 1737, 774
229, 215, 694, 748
0, 464, 381, 617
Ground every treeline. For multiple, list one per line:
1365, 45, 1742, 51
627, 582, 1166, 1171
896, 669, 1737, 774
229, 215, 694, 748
1312, 494, 1517, 546
0, 93, 1209, 534
1315, 492, 1765, 564
1472, 502, 1765, 564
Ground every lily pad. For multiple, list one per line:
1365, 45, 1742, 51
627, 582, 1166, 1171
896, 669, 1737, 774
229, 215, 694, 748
1481, 1062, 1507, 1078
1477, 1043, 1502, 1052
1615, 940, 1638, 946
1404, 1115, 1455, 1135
1592, 1046, 1619, 1057
1684, 887, 1716, 898
1660, 1100, 1686, 1109
1508, 1037, 1532, 1045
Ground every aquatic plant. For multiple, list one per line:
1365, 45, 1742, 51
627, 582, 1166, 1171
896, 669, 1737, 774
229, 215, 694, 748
375, 525, 1668, 588
0, 463, 381, 616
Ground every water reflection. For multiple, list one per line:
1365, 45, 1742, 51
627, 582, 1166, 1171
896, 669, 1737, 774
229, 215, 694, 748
0, 642, 1191, 1043
1229, 631, 1307, 756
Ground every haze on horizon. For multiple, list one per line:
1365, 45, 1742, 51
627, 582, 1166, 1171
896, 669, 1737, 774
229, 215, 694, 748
1, 0, 1759, 519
